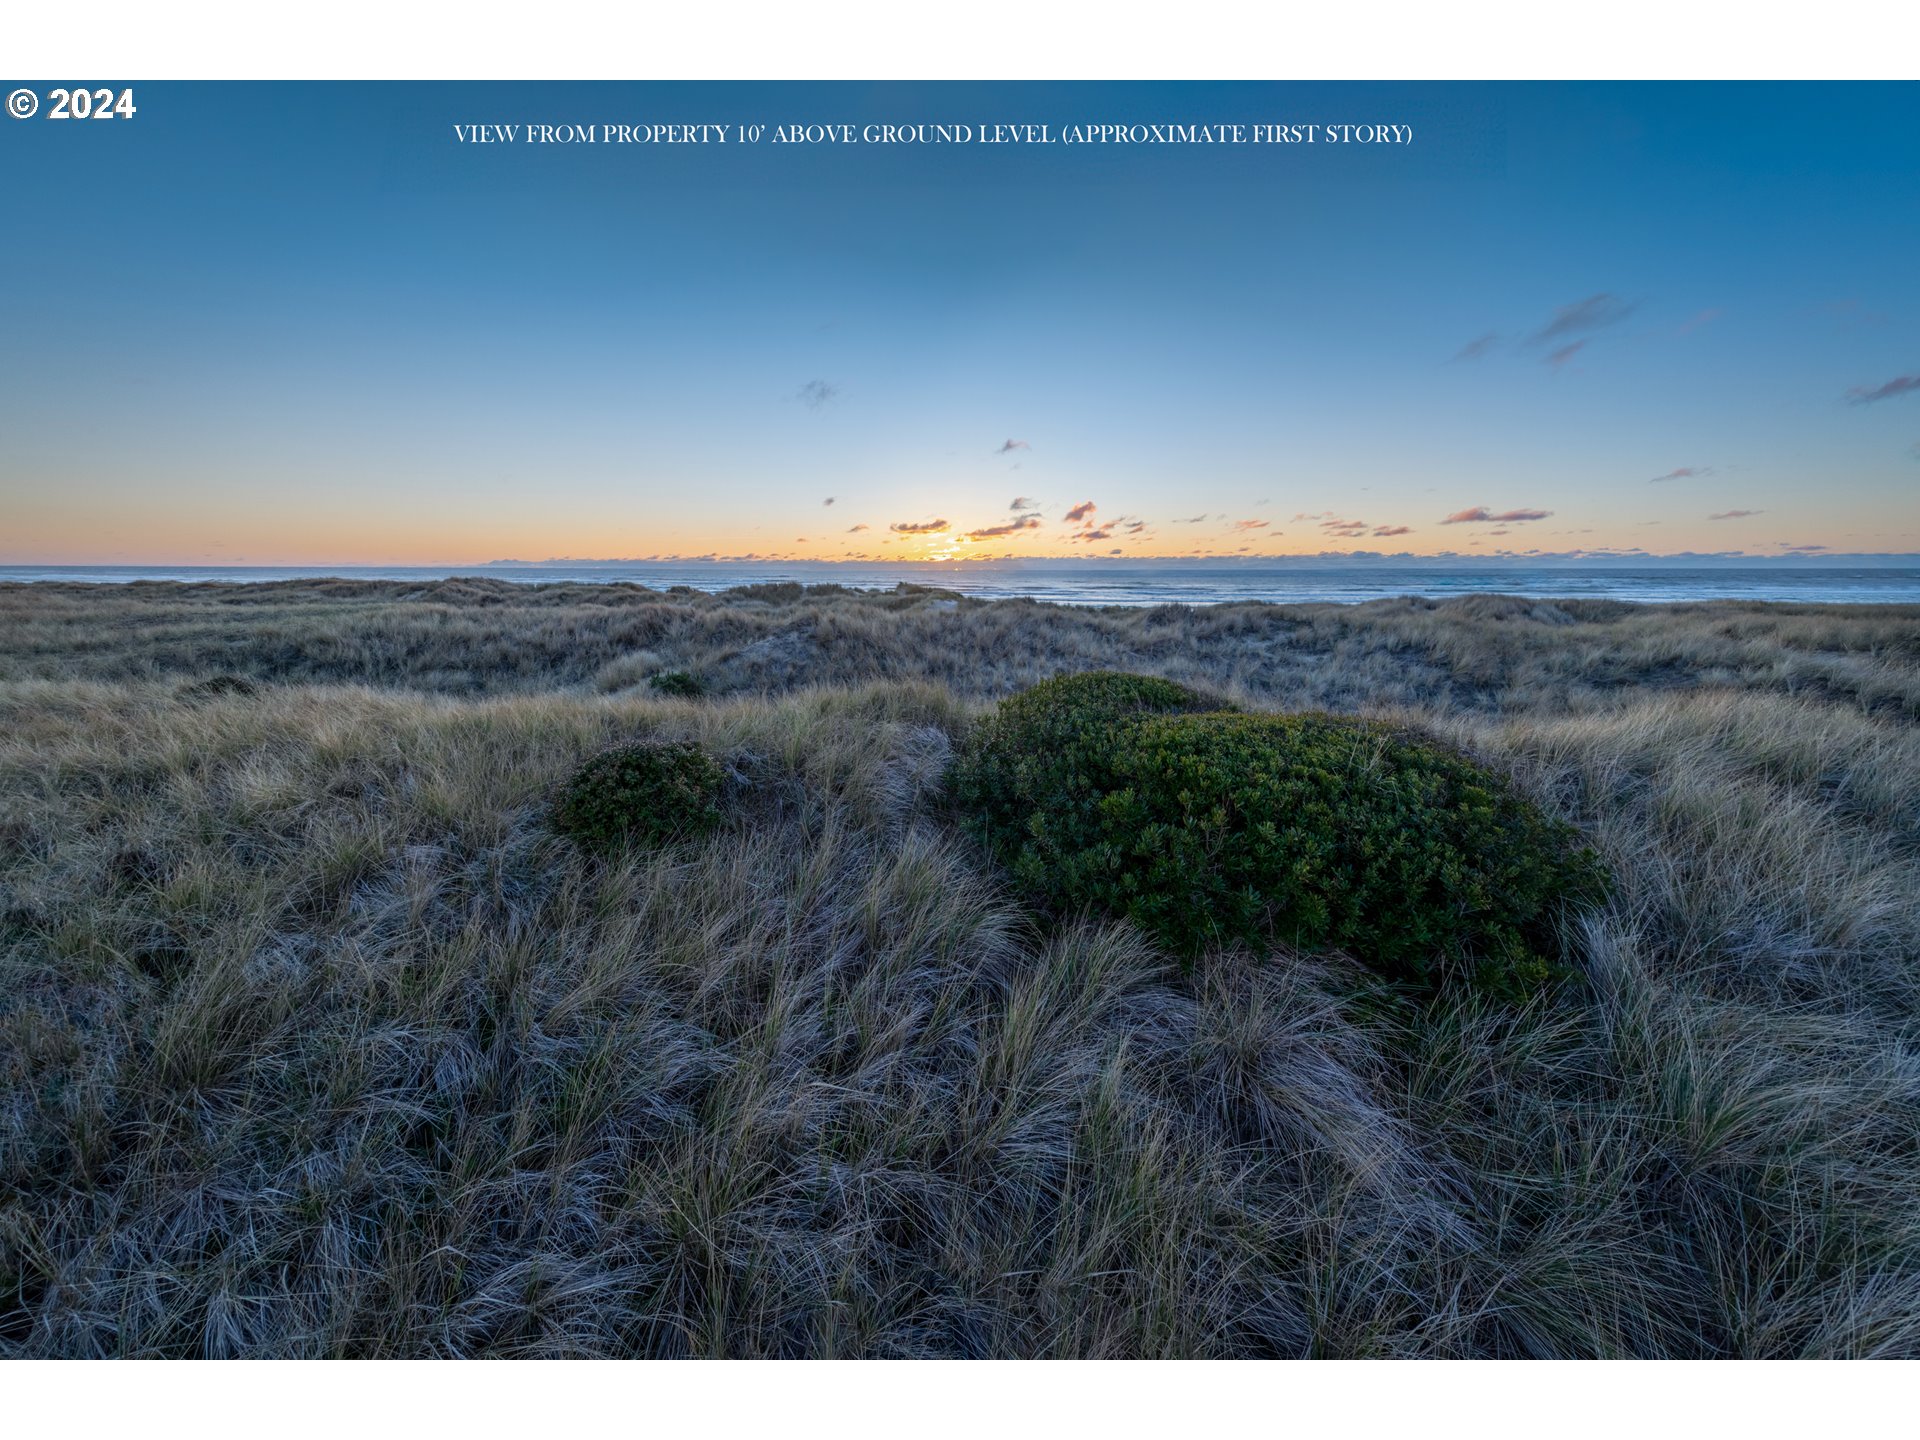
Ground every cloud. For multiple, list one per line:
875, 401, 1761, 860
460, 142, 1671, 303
1847, 374, 1920, 405
1124, 521, 1148, 533
1318, 516, 1371, 537
1780, 543, 1828, 552
964, 515, 1044, 539
1172, 514, 1209, 523
1649, 466, 1714, 484
1073, 528, 1113, 542
1532, 293, 1634, 346
1064, 500, 1097, 523
1440, 506, 1552, 524
846, 523, 869, 533
1708, 509, 1764, 520
822, 496, 836, 506
1451, 332, 1500, 362
1009, 496, 1040, 512
795, 379, 839, 409
1231, 519, 1270, 532
890, 518, 949, 534
1372, 525, 1415, 537
996, 439, 1031, 454
1545, 340, 1587, 368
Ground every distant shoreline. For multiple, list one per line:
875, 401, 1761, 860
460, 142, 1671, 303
5, 561, 1920, 607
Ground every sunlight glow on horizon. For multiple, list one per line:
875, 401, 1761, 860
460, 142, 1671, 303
3, 82, 1917, 566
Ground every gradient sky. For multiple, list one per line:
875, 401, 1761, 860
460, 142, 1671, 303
2, 81, 1916, 564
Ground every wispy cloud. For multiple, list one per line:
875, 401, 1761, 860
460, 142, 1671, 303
1372, 525, 1415, 537
996, 439, 1031, 454
1064, 500, 1097, 523
1231, 519, 1270, 532
890, 518, 949, 534
1545, 340, 1587, 368
1847, 374, 1920, 405
1172, 514, 1209, 524
1073, 528, 1113, 543
795, 379, 839, 409
1440, 506, 1552, 525
1650, 466, 1714, 483
1451, 332, 1500, 362
1708, 509, 1763, 520
1010, 496, 1040, 512
1532, 293, 1634, 346
846, 523, 870, 533
1780, 543, 1828, 552
964, 516, 1044, 539
822, 496, 836, 506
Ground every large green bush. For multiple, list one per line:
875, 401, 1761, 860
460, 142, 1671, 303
552, 739, 726, 854
951, 675, 1603, 995
949, 670, 1227, 883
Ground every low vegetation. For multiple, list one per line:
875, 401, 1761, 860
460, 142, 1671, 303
955, 672, 1602, 994
2, 580, 1918, 1357
551, 740, 728, 854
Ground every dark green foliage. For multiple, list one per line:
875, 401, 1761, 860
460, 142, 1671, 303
952, 676, 1604, 995
648, 670, 706, 698
552, 740, 726, 853
949, 670, 1228, 883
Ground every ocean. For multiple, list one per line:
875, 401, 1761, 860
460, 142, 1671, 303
4, 561, 1919, 607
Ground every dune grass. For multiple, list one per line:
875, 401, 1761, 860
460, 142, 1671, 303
2, 581, 1918, 1356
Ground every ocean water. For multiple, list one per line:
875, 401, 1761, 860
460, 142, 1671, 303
3, 561, 1919, 607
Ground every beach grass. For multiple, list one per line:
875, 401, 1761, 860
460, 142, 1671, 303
2, 580, 1918, 1356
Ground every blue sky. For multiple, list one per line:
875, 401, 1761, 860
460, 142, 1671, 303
2, 81, 1915, 562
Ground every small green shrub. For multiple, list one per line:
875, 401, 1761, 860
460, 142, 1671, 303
649, 670, 707, 698
552, 739, 726, 853
952, 676, 1603, 996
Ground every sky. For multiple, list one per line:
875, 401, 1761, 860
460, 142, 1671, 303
2, 81, 1916, 565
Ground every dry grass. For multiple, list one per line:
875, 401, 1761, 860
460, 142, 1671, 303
4, 577, 1917, 715
2, 581, 1919, 1356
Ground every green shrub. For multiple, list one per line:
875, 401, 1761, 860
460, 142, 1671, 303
552, 739, 726, 853
952, 676, 1603, 996
949, 670, 1227, 882
649, 670, 706, 698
